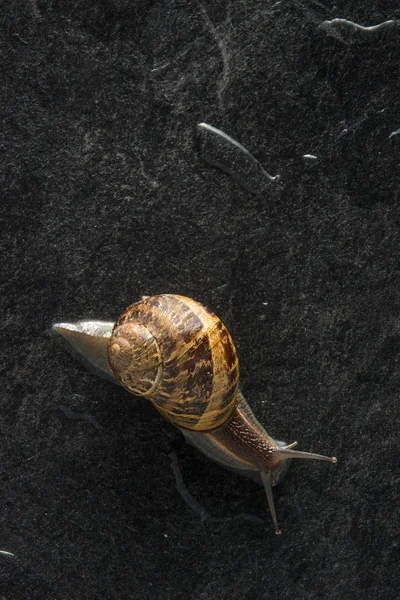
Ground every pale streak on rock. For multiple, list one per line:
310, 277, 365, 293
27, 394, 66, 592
318, 18, 399, 45
388, 129, 400, 139
197, 123, 280, 207
197, 2, 230, 106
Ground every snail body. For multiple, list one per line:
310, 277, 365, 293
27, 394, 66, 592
53, 294, 336, 534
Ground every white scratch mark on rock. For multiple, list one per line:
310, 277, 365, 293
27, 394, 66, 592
319, 18, 398, 44
388, 129, 400, 139
198, 2, 230, 106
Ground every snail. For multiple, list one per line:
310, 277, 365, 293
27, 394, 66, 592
52, 294, 336, 533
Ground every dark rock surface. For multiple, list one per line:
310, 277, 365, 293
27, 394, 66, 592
1, 1, 399, 599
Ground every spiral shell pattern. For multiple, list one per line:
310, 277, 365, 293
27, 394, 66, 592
108, 294, 239, 432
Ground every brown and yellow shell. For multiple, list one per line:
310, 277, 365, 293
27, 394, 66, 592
107, 294, 240, 432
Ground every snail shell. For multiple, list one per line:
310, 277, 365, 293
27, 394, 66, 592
108, 295, 239, 432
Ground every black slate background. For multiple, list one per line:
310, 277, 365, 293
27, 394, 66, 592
1, 1, 399, 599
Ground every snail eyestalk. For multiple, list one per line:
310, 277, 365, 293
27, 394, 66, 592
274, 443, 337, 464
261, 471, 281, 535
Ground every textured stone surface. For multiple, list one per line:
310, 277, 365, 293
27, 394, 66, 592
1, 1, 399, 599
